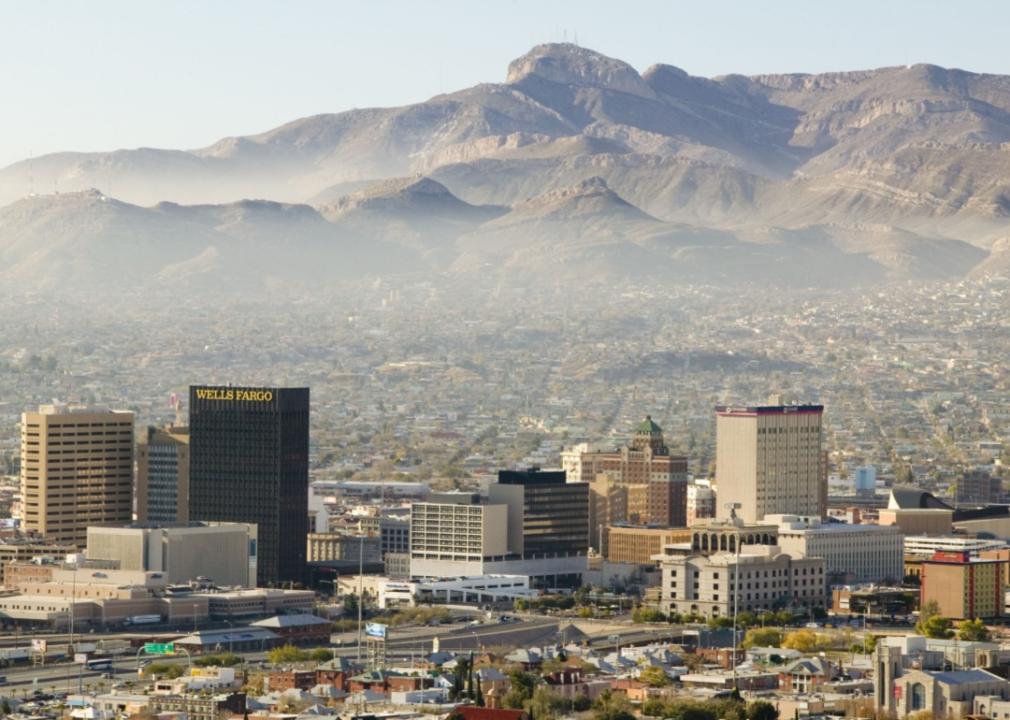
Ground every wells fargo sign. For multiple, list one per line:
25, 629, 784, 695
195, 388, 274, 402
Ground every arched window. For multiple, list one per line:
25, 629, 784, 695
911, 683, 926, 711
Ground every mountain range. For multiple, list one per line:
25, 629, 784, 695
3, 43, 1010, 294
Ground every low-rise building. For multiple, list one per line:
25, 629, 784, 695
0, 536, 75, 587
251, 613, 330, 645
307, 532, 381, 564
656, 543, 827, 618
767, 514, 903, 585
148, 691, 246, 720
878, 508, 953, 536
194, 588, 316, 618
605, 526, 692, 565
880, 667, 1009, 718
904, 535, 1005, 558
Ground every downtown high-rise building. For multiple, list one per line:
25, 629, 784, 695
20, 404, 134, 546
715, 404, 825, 523
188, 386, 309, 586
135, 425, 190, 523
563, 417, 688, 554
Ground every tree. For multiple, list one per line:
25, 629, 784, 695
638, 665, 670, 687
641, 698, 666, 717
309, 648, 334, 662
782, 629, 821, 653
922, 615, 953, 639
195, 652, 243, 667
862, 634, 879, 654
528, 686, 560, 720
266, 644, 309, 664
742, 627, 782, 649
746, 700, 779, 720
144, 661, 183, 678
708, 616, 733, 629
736, 611, 757, 628
631, 607, 666, 623
957, 618, 991, 642
342, 593, 359, 619
592, 691, 635, 720
502, 669, 537, 710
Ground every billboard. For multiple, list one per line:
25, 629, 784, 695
31, 639, 47, 653
365, 622, 387, 639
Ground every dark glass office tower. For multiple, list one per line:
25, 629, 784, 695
188, 386, 309, 586
493, 469, 589, 557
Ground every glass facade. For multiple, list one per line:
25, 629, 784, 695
188, 386, 309, 586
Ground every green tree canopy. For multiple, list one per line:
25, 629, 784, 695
502, 669, 537, 710
592, 691, 636, 720
957, 618, 991, 642
742, 627, 783, 649
638, 665, 670, 687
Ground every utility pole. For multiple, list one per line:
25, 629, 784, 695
724, 502, 742, 691
357, 535, 364, 664
66, 563, 78, 695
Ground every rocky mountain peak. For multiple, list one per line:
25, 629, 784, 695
506, 43, 656, 99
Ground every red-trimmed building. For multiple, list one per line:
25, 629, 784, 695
920, 550, 1006, 620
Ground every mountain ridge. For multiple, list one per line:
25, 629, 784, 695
5, 43, 1010, 292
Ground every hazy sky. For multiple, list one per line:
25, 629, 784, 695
2, 0, 1009, 167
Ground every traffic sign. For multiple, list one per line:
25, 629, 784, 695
144, 642, 175, 655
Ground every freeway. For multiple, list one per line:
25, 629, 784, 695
0, 615, 756, 696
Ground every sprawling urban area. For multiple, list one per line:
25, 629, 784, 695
0, 277, 1007, 719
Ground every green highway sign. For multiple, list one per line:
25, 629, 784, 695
144, 642, 175, 655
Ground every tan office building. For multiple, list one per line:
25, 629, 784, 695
606, 525, 692, 565
715, 404, 824, 523
20, 404, 134, 546
136, 425, 190, 523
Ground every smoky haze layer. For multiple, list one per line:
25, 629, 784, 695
2, 43, 1010, 297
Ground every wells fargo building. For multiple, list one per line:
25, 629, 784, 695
188, 385, 309, 586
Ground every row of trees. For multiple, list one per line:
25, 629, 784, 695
631, 607, 803, 628
641, 695, 778, 720
265, 644, 335, 664
916, 601, 991, 641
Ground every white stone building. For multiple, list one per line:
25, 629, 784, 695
767, 514, 903, 585
656, 543, 826, 618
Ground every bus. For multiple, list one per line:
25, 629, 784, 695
85, 658, 112, 672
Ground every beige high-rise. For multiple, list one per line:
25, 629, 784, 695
20, 404, 134, 546
715, 404, 824, 523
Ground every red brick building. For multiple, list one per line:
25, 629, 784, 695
251, 613, 331, 645
268, 670, 316, 691
564, 417, 688, 554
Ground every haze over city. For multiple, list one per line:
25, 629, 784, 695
2, 3, 1010, 720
